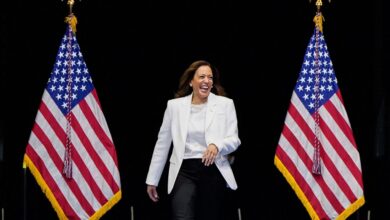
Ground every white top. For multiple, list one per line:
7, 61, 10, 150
183, 102, 208, 159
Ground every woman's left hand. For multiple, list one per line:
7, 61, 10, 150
202, 144, 219, 166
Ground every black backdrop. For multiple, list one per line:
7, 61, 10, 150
2, 0, 389, 219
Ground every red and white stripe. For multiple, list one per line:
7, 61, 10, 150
25, 89, 121, 220
275, 90, 364, 219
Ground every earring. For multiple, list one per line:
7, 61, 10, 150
189, 83, 192, 87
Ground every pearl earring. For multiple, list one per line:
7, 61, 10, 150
190, 83, 192, 87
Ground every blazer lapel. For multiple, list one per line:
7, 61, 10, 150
179, 94, 192, 143
205, 93, 217, 130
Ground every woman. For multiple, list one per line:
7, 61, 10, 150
146, 60, 241, 220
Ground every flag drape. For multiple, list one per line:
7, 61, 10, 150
23, 25, 121, 220
274, 28, 365, 220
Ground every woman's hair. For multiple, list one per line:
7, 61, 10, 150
175, 60, 226, 98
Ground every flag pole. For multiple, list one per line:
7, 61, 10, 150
63, 0, 78, 179
68, 0, 74, 14
311, 0, 325, 175
22, 162, 27, 220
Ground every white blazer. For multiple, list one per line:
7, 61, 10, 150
146, 93, 241, 194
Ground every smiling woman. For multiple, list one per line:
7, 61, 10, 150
175, 60, 226, 100
146, 60, 241, 220
189, 65, 214, 104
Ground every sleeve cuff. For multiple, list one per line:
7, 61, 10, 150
208, 140, 223, 154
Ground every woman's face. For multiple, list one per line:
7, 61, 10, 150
191, 65, 213, 103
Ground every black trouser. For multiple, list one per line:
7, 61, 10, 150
170, 159, 227, 220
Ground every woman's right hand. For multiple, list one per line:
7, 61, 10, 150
147, 185, 159, 202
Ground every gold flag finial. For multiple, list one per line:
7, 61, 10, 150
65, 0, 77, 33
67, 0, 75, 12
316, 0, 323, 8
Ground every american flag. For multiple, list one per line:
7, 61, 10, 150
274, 28, 365, 219
23, 25, 121, 220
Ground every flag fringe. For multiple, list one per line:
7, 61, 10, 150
23, 154, 68, 220
336, 196, 365, 220
23, 154, 122, 220
274, 156, 320, 220
275, 156, 365, 220
90, 191, 122, 220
